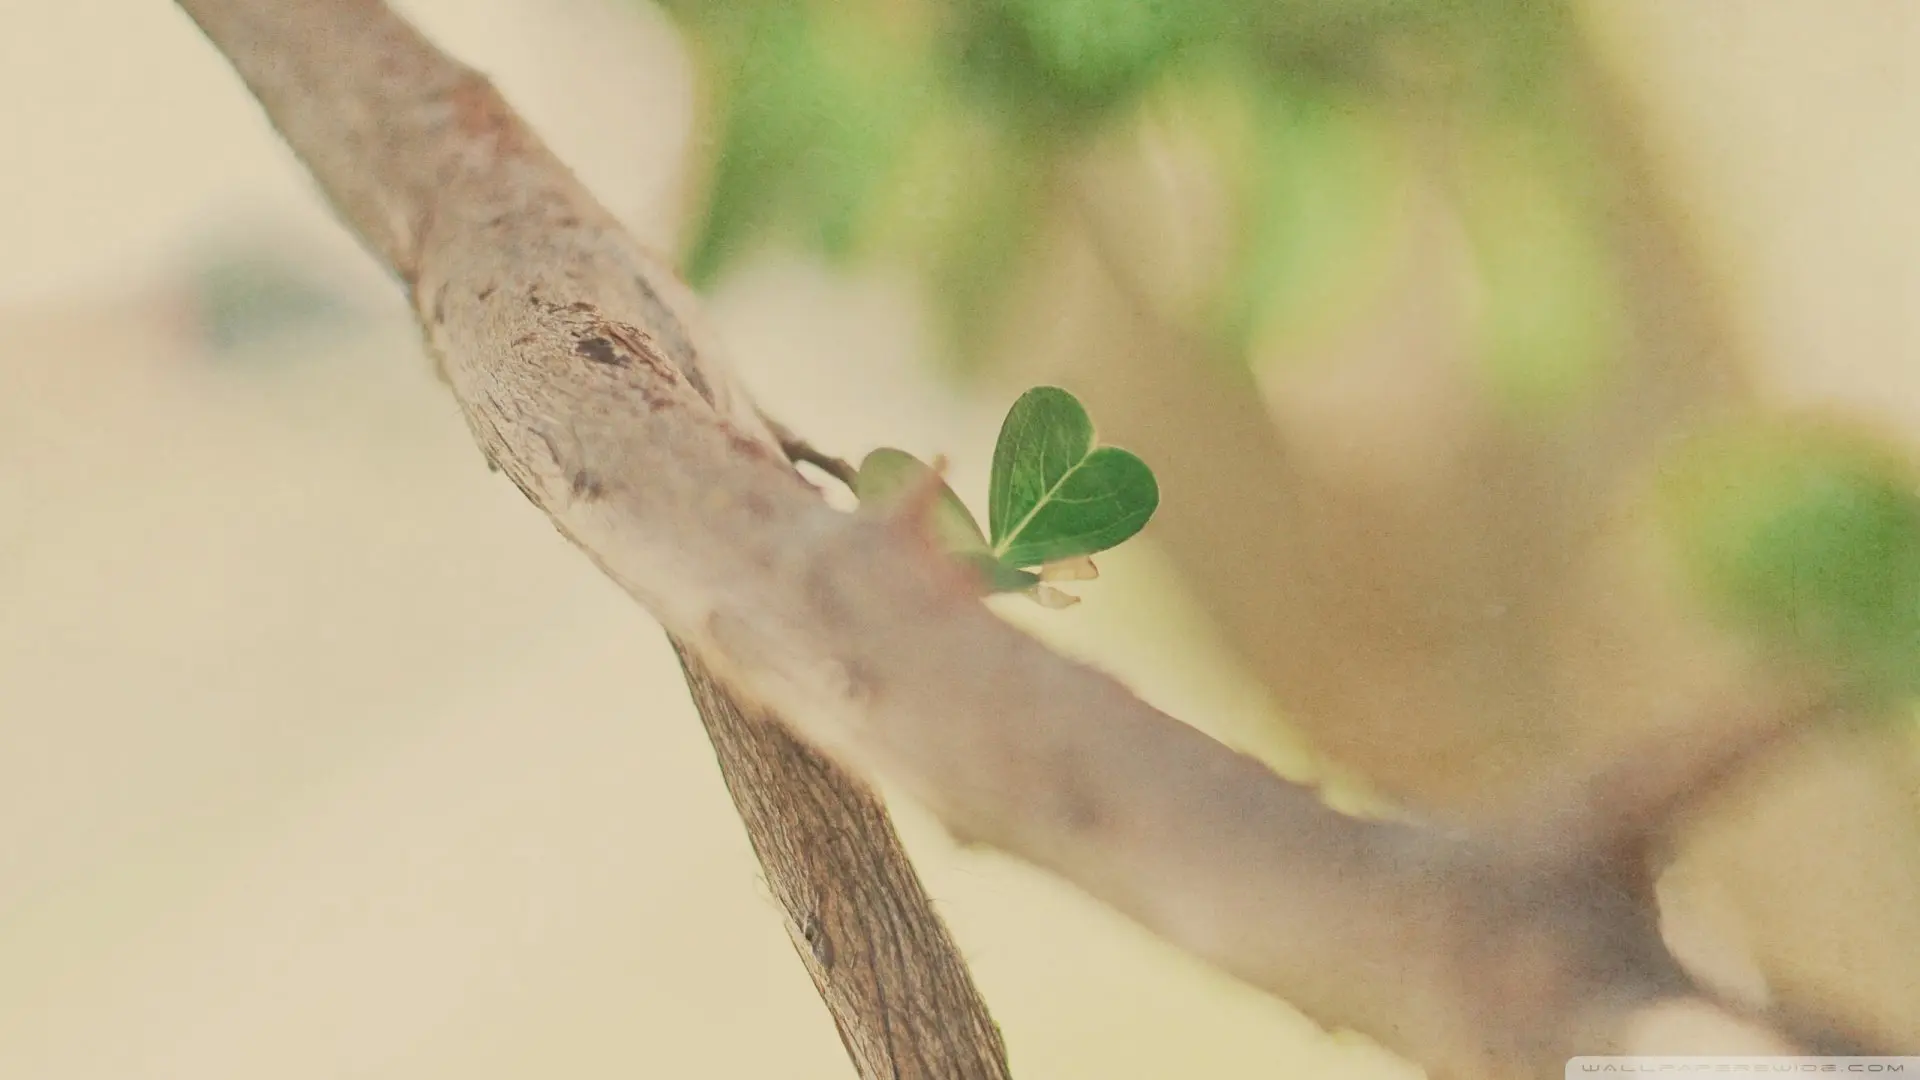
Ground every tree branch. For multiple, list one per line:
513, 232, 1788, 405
169, 1, 1810, 1075
168, 4, 1009, 1077
674, 640, 1010, 1079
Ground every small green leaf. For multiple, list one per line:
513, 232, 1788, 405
855, 448, 989, 555
962, 552, 1044, 594
855, 449, 1040, 595
988, 387, 1159, 568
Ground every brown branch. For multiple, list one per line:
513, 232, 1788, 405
168, 3, 1008, 1077
674, 641, 1010, 1079
168, 1, 1811, 1075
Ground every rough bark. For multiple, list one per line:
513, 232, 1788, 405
676, 641, 1011, 1080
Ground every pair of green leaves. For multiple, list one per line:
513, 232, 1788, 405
854, 386, 1159, 600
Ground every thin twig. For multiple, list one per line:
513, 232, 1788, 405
763, 412, 860, 490
674, 640, 1011, 1080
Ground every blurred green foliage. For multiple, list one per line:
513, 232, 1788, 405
653, 0, 1616, 381
192, 248, 357, 357
652, 0, 1920, 704
1208, 74, 1406, 359
1456, 120, 1623, 414
1659, 421, 1920, 701
675, 4, 933, 284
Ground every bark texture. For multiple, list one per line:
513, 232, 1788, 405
676, 641, 1011, 1080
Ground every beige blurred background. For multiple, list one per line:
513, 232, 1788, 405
0, 1, 1914, 1078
